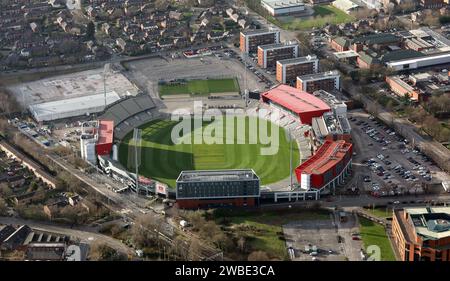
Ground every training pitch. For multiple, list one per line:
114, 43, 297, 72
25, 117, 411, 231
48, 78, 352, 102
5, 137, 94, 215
119, 117, 300, 188
158, 78, 240, 96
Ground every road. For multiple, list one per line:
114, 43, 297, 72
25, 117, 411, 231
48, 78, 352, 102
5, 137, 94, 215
0, 216, 134, 256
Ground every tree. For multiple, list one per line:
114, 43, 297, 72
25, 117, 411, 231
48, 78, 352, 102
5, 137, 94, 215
89, 242, 127, 261
0, 197, 7, 216
237, 236, 247, 253
188, 237, 202, 261
0, 183, 13, 197
247, 251, 270, 261
85, 21, 95, 41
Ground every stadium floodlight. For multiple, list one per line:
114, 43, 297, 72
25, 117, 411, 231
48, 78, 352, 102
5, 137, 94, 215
132, 128, 142, 194
103, 63, 111, 109
289, 128, 293, 191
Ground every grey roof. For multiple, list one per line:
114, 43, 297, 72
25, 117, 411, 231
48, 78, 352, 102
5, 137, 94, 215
277, 55, 318, 65
241, 29, 279, 36
353, 33, 401, 45
0, 225, 16, 243
297, 70, 340, 82
177, 169, 259, 183
380, 49, 425, 63
258, 43, 298, 50
99, 94, 156, 127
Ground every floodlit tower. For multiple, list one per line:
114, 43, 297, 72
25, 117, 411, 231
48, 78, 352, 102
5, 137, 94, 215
103, 63, 111, 109
132, 128, 142, 194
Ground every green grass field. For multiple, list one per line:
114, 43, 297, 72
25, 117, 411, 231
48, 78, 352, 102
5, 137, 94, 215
159, 78, 240, 96
119, 117, 300, 188
364, 207, 392, 219
215, 209, 330, 260
359, 217, 396, 261
280, 5, 355, 30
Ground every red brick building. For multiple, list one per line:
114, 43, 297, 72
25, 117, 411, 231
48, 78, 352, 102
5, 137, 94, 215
392, 207, 450, 261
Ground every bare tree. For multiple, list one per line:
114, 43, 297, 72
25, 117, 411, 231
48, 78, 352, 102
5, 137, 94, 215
0, 197, 7, 216
188, 237, 202, 261
247, 251, 270, 261
89, 242, 127, 261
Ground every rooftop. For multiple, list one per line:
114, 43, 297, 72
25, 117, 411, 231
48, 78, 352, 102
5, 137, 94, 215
258, 42, 298, 50
28, 92, 121, 122
261, 84, 331, 115
98, 120, 114, 145
387, 52, 450, 67
262, 0, 305, 9
296, 70, 340, 82
277, 55, 318, 65
8, 67, 140, 108
241, 29, 279, 36
296, 140, 352, 175
334, 50, 359, 59
177, 169, 259, 183
353, 33, 401, 46
404, 207, 450, 240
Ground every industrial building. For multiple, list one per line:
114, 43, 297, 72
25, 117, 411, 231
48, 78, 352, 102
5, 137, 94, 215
239, 29, 280, 54
261, 0, 305, 16
392, 207, 450, 261
386, 52, 450, 71
295, 140, 353, 192
28, 92, 121, 122
260, 84, 331, 125
276, 55, 319, 84
257, 43, 299, 68
296, 71, 341, 93
175, 170, 260, 209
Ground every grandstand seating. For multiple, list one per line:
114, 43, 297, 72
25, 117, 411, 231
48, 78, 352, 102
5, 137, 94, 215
99, 95, 161, 139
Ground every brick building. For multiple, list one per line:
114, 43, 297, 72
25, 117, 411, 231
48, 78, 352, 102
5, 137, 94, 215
257, 43, 299, 68
296, 71, 341, 93
392, 207, 450, 261
239, 29, 280, 54
276, 55, 319, 84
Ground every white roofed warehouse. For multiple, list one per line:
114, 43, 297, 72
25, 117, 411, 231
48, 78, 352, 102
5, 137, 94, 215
261, 0, 305, 16
28, 92, 121, 122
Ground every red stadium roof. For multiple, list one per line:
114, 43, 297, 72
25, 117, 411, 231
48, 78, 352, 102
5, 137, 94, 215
261, 85, 331, 115
296, 140, 352, 175
97, 120, 114, 145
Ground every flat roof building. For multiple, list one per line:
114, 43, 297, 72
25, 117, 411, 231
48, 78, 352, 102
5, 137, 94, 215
258, 43, 299, 68
392, 207, 450, 261
240, 29, 280, 54
385, 76, 422, 102
332, 0, 361, 14
296, 71, 341, 93
261, 0, 305, 16
176, 169, 260, 209
29, 92, 121, 122
386, 52, 450, 71
295, 140, 353, 191
260, 84, 331, 124
276, 55, 319, 84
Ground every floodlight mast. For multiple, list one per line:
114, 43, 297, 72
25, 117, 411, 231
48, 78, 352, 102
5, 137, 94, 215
103, 63, 111, 109
133, 128, 142, 194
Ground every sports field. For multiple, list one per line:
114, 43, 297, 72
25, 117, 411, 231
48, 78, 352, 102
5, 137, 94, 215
359, 217, 396, 261
118, 117, 300, 188
159, 78, 240, 96
279, 5, 355, 30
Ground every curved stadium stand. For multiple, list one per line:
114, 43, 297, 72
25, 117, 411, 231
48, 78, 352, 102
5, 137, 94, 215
99, 95, 162, 140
